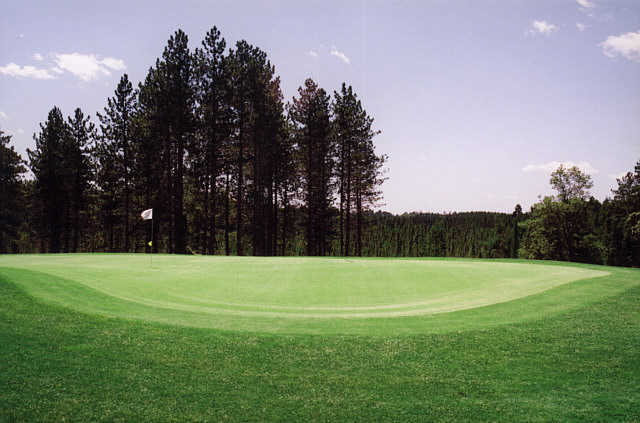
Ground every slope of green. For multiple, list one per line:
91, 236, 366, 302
0, 256, 639, 422
0, 255, 632, 335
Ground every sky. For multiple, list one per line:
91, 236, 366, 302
1, 0, 639, 214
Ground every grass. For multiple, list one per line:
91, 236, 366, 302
1, 255, 639, 421
0, 255, 630, 335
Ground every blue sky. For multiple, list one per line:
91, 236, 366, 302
1, 0, 639, 214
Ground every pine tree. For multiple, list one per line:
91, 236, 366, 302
96, 75, 136, 251
227, 40, 283, 256
0, 129, 27, 253
259, 75, 286, 256
94, 116, 121, 251
135, 65, 166, 252
333, 84, 357, 256
227, 41, 253, 255
66, 108, 94, 252
28, 107, 70, 252
351, 108, 385, 256
511, 204, 522, 257
276, 118, 298, 256
192, 26, 229, 254
161, 30, 195, 254
289, 78, 333, 256
333, 83, 385, 256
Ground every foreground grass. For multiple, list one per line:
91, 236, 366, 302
1, 264, 639, 421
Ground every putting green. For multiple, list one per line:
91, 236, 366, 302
0, 254, 637, 335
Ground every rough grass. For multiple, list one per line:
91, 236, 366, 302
0, 255, 639, 422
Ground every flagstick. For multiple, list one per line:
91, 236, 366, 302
150, 217, 154, 268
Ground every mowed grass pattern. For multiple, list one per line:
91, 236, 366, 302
0, 255, 621, 335
0, 255, 639, 422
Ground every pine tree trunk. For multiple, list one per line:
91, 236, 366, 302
73, 206, 80, 253
63, 200, 70, 253
319, 164, 324, 257
307, 133, 314, 256
151, 204, 158, 254
109, 213, 114, 253
252, 137, 261, 256
124, 184, 130, 252
174, 133, 186, 254
356, 185, 362, 257
203, 174, 210, 254
73, 165, 81, 253
272, 182, 278, 256
339, 160, 345, 256
345, 147, 352, 257
266, 177, 274, 256
281, 189, 288, 256
124, 145, 130, 252
145, 188, 151, 253
236, 135, 244, 256
225, 172, 230, 256
209, 171, 216, 255
166, 135, 174, 254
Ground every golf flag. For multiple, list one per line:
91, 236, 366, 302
141, 208, 153, 220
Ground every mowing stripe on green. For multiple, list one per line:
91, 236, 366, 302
0, 254, 637, 335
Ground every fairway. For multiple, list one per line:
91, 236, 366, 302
2, 255, 640, 421
0, 254, 629, 335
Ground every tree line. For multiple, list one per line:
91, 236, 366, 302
0, 27, 386, 257
518, 163, 640, 267
359, 211, 518, 258
1, 27, 638, 267
357, 163, 640, 267
350, 162, 639, 267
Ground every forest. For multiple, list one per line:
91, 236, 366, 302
361, 161, 640, 268
1, 27, 639, 267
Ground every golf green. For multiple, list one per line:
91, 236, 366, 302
0, 254, 635, 335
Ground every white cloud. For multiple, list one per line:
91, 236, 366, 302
0, 63, 56, 80
529, 20, 557, 35
330, 46, 351, 64
0, 111, 7, 120
600, 31, 640, 63
522, 161, 598, 175
576, 23, 587, 32
307, 50, 318, 58
100, 57, 126, 71
1, 52, 126, 81
576, 0, 594, 8
54, 53, 126, 81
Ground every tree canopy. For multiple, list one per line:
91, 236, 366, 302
550, 164, 593, 202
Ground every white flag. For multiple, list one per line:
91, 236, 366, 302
141, 208, 153, 220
